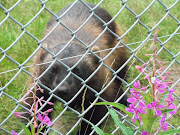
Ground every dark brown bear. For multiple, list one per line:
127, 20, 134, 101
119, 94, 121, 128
26, 2, 128, 135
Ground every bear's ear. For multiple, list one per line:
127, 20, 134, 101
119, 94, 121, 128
91, 46, 100, 56
43, 43, 48, 49
90, 46, 100, 63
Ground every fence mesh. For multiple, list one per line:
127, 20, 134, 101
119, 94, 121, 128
0, 0, 180, 135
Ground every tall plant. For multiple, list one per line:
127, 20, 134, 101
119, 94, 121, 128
11, 56, 54, 135
95, 29, 179, 135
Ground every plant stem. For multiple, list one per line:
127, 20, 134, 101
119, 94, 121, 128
152, 49, 156, 101
34, 85, 37, 135
152, 29, 158, 102
33, 57, 37, 135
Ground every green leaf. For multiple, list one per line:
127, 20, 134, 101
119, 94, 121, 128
162, 109, 174, 114
158, 129, 180, 135
107, 107, 134, 135
131, 86, 140, 91
96, 102, 141, 128
146, 116, 157, 133
29, 124, 35, 135
92, 125, 105, 135
19, 122, 32, 135
159, 90, 169, 103
140, 93, 153, 104
95, 102, 133, 117
37, 125, 46, 135
162, 90, 169, 96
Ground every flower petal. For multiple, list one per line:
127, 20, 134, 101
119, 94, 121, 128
11, 130, 18, 135
141, 131, 149, 135
46, 121, 52, 126
126, 108, 134, 113
151, 101, 157, 107
146, 104, 152, 109
157, 104, 164, 109
162, 122, 168, 131
139, 101, 145, 108
38, 113, 43, 121
136, 65, 143, 73
169, 88, 174, 93
134, 80, 140, 89
156, 110, 162, 116
160, 82, 168, 89
167, 104, 177, 115
127, 98, 136, 103
44, 115, 50, 122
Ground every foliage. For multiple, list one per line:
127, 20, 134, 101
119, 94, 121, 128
94, 29, 179, 135
11, 57, 54, 135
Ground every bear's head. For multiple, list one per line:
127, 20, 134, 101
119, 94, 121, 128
39, 43, 100, 101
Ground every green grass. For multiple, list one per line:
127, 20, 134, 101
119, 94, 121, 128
0, 0, 180, 134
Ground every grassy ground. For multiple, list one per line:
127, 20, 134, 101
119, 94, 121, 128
0, 0, 179, 134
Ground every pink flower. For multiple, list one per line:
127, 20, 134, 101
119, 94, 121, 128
136, 65, 144, 73
38, 96, 44, 107
14, 112, 23, 117
38, 88, 44, 93
133, 81, 148, 91
128, 88, 145, 105
141, 131, 149, 135
166, 103, 178, 115
127, 97, 137, 104
160, 114, 168, 131
144, 74, 150, 82
127, 92, 143, 105
138, 101, 146, 114
147, 102, 164, 116
158, 82, 168, 93
169, 88, 175, 93
154, 79, 168, 94
38, 113, 52, 126
14, 112, 28, 120
134, 80, 140, 89
126, 104, 146, 123
158, 67, 164, 71
165, 88, 175, 104
126, 104, 140, 123
145, 54, 153, 56
45, 108, 53, 113
130, 88, 139, 94
47, 102, 54, 105
11, 130, 18, 135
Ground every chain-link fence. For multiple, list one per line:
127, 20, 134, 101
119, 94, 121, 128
0, 0, 180, 135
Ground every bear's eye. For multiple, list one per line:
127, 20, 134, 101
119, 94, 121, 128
73, 67, 81, 75
49, 66, 58, 74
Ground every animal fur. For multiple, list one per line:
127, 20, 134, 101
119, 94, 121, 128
25, 2, 128, 135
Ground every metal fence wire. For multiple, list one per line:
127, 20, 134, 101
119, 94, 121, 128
0, 0, 180, 135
